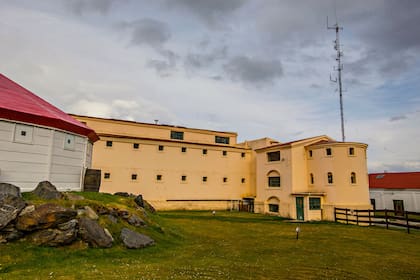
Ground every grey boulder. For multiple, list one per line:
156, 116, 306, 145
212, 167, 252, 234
120, 228, 154, 249
32, 181, 63, 200
78, 217, 113, 248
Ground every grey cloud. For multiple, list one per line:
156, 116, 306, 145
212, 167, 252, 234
166, 0, 246, 26
147, 50, 179, 77
120, 18, 179, 77
389, 115, 407, 122
344, 1, 420, 78
223, 56, 283, 85
65, 0, 118, 15
184, 46, 227, 70
121, 18, 171, 48
370, 161, 420, 173
357, 1, 420, 52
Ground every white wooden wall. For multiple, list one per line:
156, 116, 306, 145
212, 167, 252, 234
0, 119, 89, 192
370, 189, 420, 212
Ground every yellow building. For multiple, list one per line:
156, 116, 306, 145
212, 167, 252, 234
72, 115, 371, 220
73, 115, 254, 210
253, 136, 371, 221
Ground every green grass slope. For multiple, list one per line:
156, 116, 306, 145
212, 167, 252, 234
1, 193, 419, 279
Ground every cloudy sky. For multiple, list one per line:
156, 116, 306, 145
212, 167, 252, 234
1, 0, 419, 173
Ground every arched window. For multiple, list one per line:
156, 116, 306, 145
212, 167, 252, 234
267, 170, 281, 187
267, 197, 280, 213
310, 173, 314, 185
327, 172, 333, 184
351, 172, 357, 184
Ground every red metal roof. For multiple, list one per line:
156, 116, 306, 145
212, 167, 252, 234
0, 74, 98, 142
369, 172, 420, 189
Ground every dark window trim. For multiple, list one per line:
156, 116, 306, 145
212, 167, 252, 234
268, 176, 281, 187
326, 148, 332, 156
268, 204, 279, 213
215, 136, 230, 144
267, 151, 281, 162
170, 131, 184, 140
327, 172, 333, 184
309, 197, 321, 210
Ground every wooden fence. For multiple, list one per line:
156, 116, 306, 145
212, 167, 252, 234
334, 207, 420, 233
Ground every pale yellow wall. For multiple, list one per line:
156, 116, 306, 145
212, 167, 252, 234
254, 137, 371, 221
306, 143, 371, 206
73, 115, 237, 146
72, 115, 252, 209
73, 115, 371, 218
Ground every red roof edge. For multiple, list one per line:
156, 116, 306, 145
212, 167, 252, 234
0, 108, 99, 142
369, 172, 420, 189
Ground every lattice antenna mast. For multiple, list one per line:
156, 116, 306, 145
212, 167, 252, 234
328, 17, 345, 142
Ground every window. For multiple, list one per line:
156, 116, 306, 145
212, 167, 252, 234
106, 141, 113, 147
268, 176, 281, 187
349, 147, 355, 155
309, 197, 321, 210
156, 174, 162, 181
326, 148, 332, 156
370, 199, 376, 210
267, 151, 281, 162
181, 175, 187, 181
202, 149, 208, 155
308, 150, 313, 158
393, 200, 404, 216
215, 136, 229, 144
131, 174, 137, 180
14, 124, 33, 144
222, 150, 227, 156
241, 178, 246, 184
158, 145, 164, 151
181, 147, 187, 153
133, 143, 139, 149
327, 172, 333, 184
223, 177, 228, 183
241, 152, 245, 158
104, 173, 111, 179
310, 173, 314, 185
350, 172, 357, 184
268, 204, 279, 213
64, 134, 75, 150
171, 131, 184, 140
202, 176, 207, 182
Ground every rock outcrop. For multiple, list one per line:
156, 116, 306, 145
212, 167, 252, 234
78, 217, 113, 248
120, 228, 155, 249
0, 181, 155, 249
16, 203, 77, 232
32, 181, 63, 200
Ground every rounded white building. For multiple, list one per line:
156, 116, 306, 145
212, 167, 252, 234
0, 73, 98, 192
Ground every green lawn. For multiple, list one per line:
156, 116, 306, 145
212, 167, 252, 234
1, 210, 419, 279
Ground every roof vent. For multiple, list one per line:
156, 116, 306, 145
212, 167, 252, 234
376, 174, 385, 179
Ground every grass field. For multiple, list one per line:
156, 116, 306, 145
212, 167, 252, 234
1, 207, 420, 279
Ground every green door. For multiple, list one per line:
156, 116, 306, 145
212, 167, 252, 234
296, 197, 304, 220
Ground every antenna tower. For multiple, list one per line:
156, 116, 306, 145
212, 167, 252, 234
328, 17, 345, 142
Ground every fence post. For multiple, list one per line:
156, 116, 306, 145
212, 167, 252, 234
346, 208, 349, 225
368, 209, 372, 226
356, 209, 359, 226
334, 208, 337, 222
405, 211, 410, 234
385, 209, 389, 230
